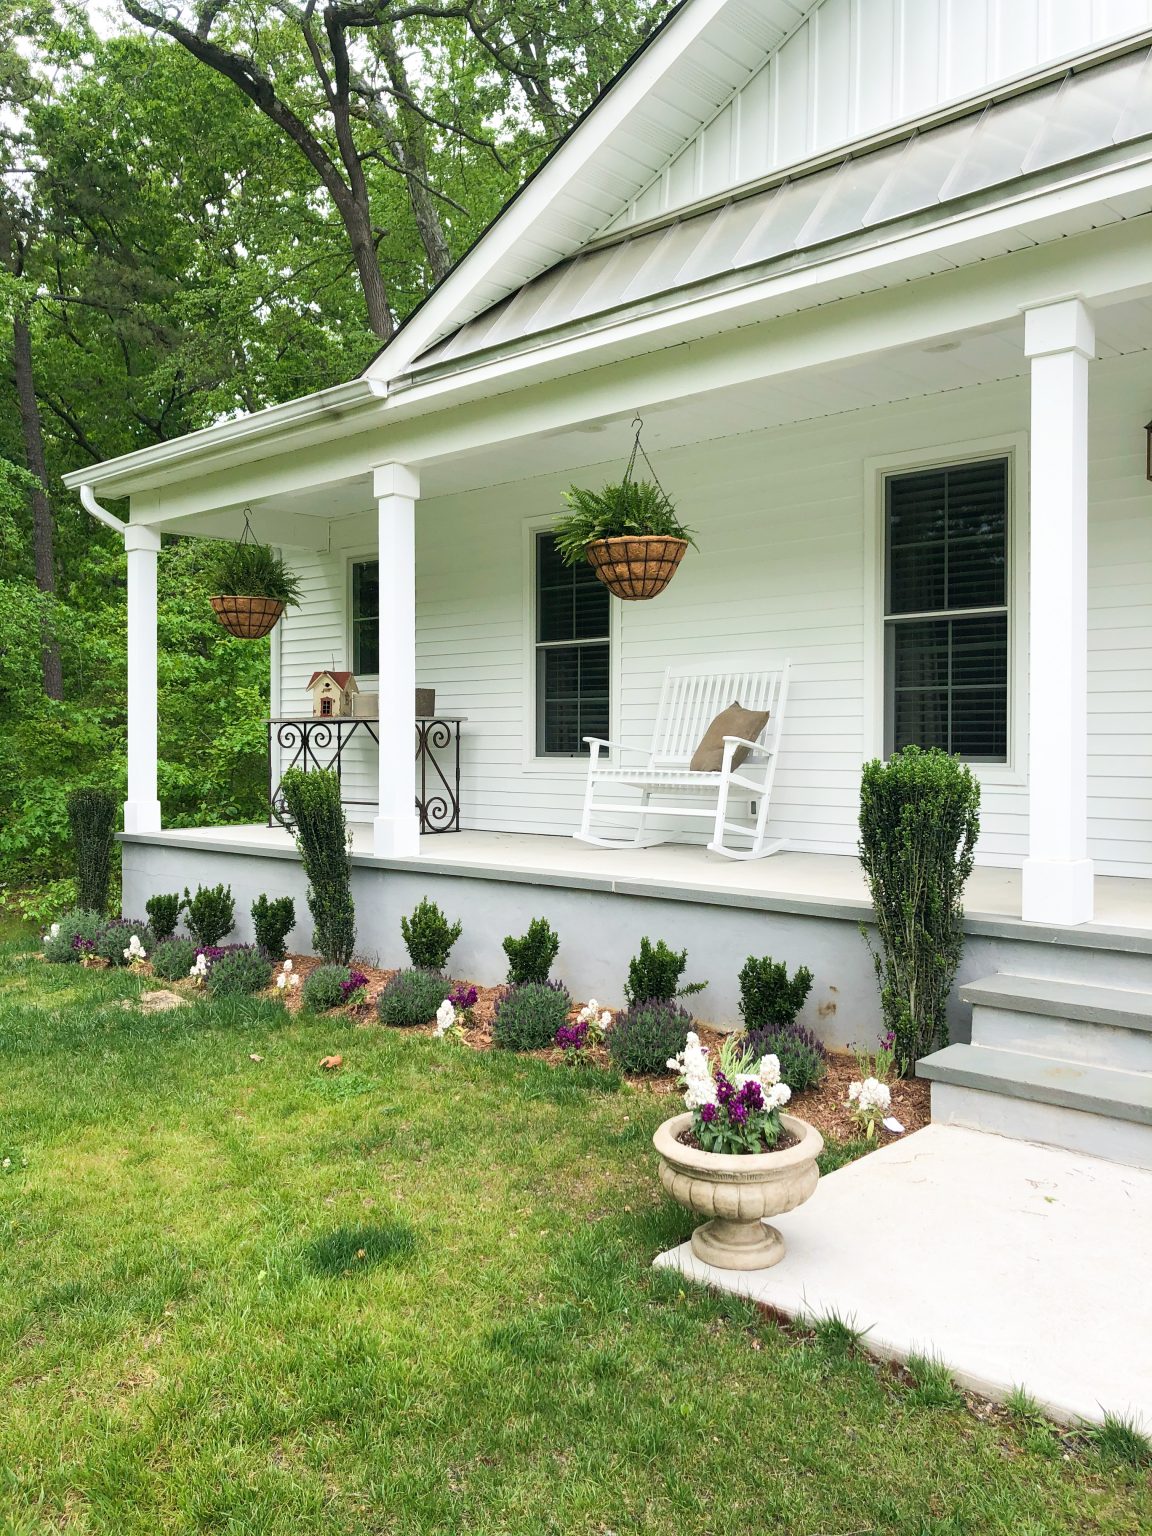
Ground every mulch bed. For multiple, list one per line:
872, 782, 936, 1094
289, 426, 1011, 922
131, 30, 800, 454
122, 951, 931, 1153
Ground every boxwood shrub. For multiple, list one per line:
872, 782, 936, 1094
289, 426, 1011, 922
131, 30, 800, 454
205, 945, 273, 997
493, 981, 572, 1051
152, 937, 198, 982
377, 968, 452, 1027
607, 1000, 695, 1076
145, 893, 182, 945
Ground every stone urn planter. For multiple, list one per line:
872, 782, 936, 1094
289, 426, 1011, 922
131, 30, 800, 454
653, 1111, 824, 1271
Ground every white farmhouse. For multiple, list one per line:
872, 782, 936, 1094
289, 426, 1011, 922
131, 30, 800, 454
66, 0, 1152, 1164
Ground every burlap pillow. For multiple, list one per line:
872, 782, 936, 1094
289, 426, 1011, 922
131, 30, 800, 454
689, 702, 771, 772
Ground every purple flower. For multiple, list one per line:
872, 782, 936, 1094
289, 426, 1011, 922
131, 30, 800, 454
555, 1019, 589, 1052
71, 935, 96, 953
450, 985, 478, 1009
881, 1031, 896, 1051
739, 1079, 764, 1112
341, 969, 369, 1001
729, 1100, 748, 1125
715, 1071, 734, 1105
698, 1102, 718, 1124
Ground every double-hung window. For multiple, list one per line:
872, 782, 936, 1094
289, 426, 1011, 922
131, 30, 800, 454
884, 457, 1009, 763
534, 531, 610, 756
350, 559, 379, 675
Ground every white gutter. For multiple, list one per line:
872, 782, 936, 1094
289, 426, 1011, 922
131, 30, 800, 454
62, 376, 390, 498
80, 483, 127, 534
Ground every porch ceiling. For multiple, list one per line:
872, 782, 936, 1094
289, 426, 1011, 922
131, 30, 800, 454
161, 289, 1152, 540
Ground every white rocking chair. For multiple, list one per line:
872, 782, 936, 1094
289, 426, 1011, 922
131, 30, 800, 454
577, 659, 790, 861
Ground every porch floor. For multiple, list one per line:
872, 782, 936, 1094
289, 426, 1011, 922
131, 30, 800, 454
654, 1125, 1152, 1430
139, 824, 1152, 939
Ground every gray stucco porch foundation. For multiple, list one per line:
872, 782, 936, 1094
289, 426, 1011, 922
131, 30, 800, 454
120, 827, 1152, 1047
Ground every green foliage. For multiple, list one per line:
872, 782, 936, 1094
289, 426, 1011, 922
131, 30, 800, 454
858, 746, 980, 1068
301, 964, 353, 1013
377, 968, 452, 1028
607, 1000, 695, 1076
151, 936, 196, 982
95, 919, 154, 967
40, 909, 103, 963
502, 917, 560, 985
205, 540, 303, 606
145, 893, 182, 943
1088, 1414, 1152, 1468
553, 480, 697, 565
738, 955, 813, 1031
741, 1023, 827, 1093
205, 945, 272, 997
401, 898, 461, 972
66, 787, 118, 916
493, 981, 572, 1051
279, 769, 354, 965
182, 883, 236, 949
624, 937, 705, 1007
251, 894, 295, 961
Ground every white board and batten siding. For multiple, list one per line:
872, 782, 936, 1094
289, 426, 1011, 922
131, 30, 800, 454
606, 0, 1152, 235
277, 353, 1152, 878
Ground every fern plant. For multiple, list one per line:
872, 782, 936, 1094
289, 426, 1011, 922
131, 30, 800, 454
553, 480, 697, 566
206, 539, 303, 605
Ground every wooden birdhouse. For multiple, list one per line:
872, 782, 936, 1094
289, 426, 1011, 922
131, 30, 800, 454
308, 671, 358, 719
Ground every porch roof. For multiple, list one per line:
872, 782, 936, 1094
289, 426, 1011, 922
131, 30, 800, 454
411, 41, 1152, 378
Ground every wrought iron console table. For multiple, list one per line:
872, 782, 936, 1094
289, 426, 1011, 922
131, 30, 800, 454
267, 715, 465, 834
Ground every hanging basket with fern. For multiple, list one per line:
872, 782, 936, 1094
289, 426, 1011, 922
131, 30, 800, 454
207, 515, 303, 639
553, 416, 696, 601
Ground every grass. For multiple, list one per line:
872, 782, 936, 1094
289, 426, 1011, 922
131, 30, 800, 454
1, 946, 1149, 1535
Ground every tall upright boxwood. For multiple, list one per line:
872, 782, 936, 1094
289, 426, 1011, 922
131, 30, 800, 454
66, 787, 119, 915
858, 745, 979, 1069
279, 768, 355, 964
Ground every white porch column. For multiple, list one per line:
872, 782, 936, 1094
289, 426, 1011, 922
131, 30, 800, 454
1021, 298, 1094, 925
372, 463, 421, 859
123, 523, 162, 834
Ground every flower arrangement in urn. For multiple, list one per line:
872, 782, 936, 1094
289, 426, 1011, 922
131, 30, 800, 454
653, 1031, 823, 1272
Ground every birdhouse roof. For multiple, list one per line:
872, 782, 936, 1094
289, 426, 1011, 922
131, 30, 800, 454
308, 671, 357, 690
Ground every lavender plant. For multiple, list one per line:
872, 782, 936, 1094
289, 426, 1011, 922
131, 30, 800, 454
493, 981, 572, 1051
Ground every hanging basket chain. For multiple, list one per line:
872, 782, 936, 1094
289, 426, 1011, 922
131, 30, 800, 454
621, 412, 671, 503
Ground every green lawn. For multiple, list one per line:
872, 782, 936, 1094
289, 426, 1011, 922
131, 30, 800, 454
1, 947, 1148, 1535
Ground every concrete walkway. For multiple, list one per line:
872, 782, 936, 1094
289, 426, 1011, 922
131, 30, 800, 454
654, 1125, 1152, 1429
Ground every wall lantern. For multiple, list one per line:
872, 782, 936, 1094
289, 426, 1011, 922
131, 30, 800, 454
1147, 418, 1152, 482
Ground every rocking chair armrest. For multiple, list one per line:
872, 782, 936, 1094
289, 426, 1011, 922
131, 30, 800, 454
583, 737, 650, 760
721, 734, 773, 757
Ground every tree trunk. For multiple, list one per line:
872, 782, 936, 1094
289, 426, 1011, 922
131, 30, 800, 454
377, 32, 453, 283
12, 313, 63, 699
346, 202, 394, 340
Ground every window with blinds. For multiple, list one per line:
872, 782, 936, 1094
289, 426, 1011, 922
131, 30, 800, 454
535, 532, 610, 756
884, 457, 1009, 763
351, 560, 379, 675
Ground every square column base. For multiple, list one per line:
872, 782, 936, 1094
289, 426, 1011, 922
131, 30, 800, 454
373, 815, 421, 860
1021, 858, 1094, 926
123, 800, 161, 835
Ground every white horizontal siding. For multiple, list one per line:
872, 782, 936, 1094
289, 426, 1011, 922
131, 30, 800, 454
277, 353, 1152, 878
607, 0, 1152, 232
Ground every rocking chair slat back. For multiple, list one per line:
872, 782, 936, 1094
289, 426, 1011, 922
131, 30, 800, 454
649, 660, 786, 767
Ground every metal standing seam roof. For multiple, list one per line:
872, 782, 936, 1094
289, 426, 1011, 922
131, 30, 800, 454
411, 43, 1152, 375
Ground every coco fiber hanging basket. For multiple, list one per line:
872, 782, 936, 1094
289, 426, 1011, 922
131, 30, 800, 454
586, 535, 689, 600
209, 594, 286, 639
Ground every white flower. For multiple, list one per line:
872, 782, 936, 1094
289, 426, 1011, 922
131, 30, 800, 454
433, 998, 456, 1038
275, 961, 297, 993
756, 1054, 783, 1089
283, 959, 293, 973
49, 923, 59, 939
275, 973, 287, 990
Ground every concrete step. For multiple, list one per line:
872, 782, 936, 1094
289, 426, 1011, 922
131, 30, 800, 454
961, 973, 1152, 1072
919, 1042, 1152, 1170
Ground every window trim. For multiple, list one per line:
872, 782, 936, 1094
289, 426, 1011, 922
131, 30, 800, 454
346, 551, 380, 684
521, 511, 620, 773
863, 434, 1028, 786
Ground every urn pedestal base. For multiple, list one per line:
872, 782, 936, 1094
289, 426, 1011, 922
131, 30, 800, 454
691, 1217, 784, 1271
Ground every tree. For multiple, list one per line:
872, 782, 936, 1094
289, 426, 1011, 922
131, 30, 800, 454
115, 1, 673, 337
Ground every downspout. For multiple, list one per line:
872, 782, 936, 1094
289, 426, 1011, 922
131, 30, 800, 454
80, 483, 128, 534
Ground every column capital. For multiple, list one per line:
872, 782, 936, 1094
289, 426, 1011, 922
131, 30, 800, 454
1023, 298, 1095, 362
373, 462, 420, 501
123, 523, 162, 554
